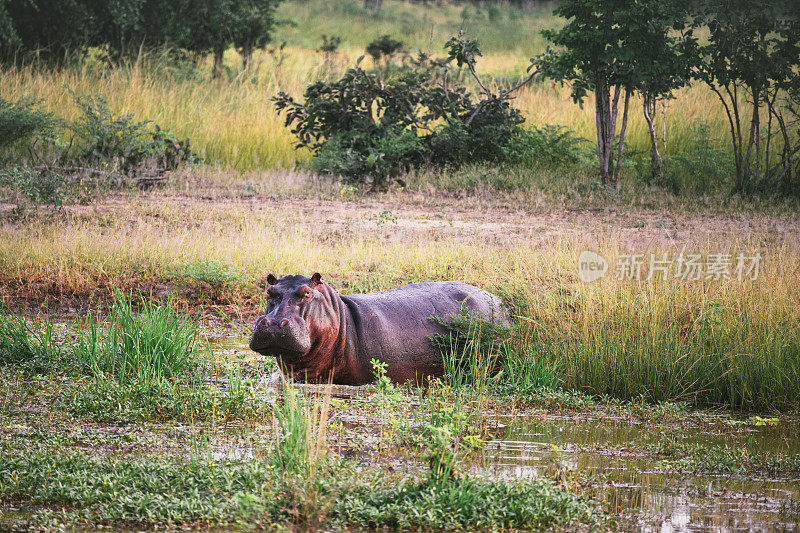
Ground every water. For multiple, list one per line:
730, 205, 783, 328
204, 333, 800, 531
482, 417, 800, 532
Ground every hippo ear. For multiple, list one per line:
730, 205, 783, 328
266, 273, 278, 285
311, 272, 323, 286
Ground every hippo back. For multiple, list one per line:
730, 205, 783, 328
340, 281, 509, 383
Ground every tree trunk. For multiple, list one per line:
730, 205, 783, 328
594, 80, 618, 185
595, 80, 611, 185
241, 47, 252, 71
213, 47, 225, 78
643, 93, 663, 179
743, 85, 759, 189
613, 89, 631, 189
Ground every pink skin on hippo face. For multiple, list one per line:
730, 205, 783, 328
249, 273, 510, 386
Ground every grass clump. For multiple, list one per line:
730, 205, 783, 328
0, 312, 60, 374
170, 260, 245, 288
73, 292, 201, 385
432, 309, 563, 396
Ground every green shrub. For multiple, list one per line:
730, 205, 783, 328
275, 34, 531, 187
0, 166, 67, 207
365, 34, 404, 64
0, 96, 56, 151
69, 92, 197, 176
504, 124, 590, 167
660, 122, 734, 194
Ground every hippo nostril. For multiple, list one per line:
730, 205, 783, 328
280, 319, 289, 328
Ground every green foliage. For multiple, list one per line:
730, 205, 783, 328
271, 385, 313, 473
659, 122, 734, 194
504, 124, 590, 167
0, 95, 56, 150
2, 0, 94, 62
491, 345, 563, 397
365, 34, 404, 64
430, 307, 510, 390
2, 0, 284, 67
650, 438, 800, 478
0, 451, 601, 530
72, 292, 201, 385
537, 0, 694, 186
69, 92, 196, 175
336, 475, 602, 531
61, 368, 266, 422
171, 260, 244, 287
692, 0, 800, 194
317, 34, 341, 54
275, 34, 530, 187
0, 312, 59, 374
0, 166, 67, 207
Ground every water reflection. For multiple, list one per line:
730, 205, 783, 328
483, 419, 800, 532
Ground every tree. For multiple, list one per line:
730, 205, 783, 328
2, 0, 283, 74
537, 0, 693, 188
691, 0, 800, 193
626, 0, 695, 179
3, 0, 94, 62
231, 0, 282, 70
0, 1, 21, 54
274, 34, 536, 187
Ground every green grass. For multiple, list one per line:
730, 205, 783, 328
0, 294, 270, 422
73, 292, 201, 385
0, 312, 59, 373
0, 451, 602, 530
649, 439, 800, 478
514, 283, 800, 411
273, 0, 562, 57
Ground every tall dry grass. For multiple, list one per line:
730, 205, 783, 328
0, 197, 797, 410
0, 0, 730, 172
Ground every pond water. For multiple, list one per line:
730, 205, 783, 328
205, 331, 800, 532
482, 418, 800, 532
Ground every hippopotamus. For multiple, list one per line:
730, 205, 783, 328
249, 273, 510, 385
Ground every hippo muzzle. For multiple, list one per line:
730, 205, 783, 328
249, 314, 312, 357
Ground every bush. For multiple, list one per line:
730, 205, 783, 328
504, 124, 590, 167
0, 96, 56, 151
275, 34, 533, 188
69, 92, 196, 176
660, 122, 734, 194
0, 166, 67, 207
366, 34, 404, 64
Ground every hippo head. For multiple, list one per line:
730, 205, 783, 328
249, 273, 332, 360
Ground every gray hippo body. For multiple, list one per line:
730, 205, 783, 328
249, 274, 509, 385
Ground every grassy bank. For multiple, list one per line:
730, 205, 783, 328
2, 186, 798, 411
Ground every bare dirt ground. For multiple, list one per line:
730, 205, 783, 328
103, 191, 800, 249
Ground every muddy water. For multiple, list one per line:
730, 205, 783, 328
482, 418, 800, 532
205, 332, 800, 531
